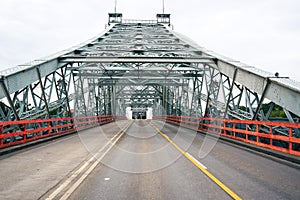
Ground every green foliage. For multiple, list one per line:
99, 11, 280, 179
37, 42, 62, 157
239, 103, 295, 119
261, 103, 286, 118
49, 108, 58, 116
239, 106, 247, 112
269, 109, 286, 118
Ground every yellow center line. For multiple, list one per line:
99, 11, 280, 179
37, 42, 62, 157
151, 123, 242, 200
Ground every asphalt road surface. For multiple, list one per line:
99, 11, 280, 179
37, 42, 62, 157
0, 120, 299, 200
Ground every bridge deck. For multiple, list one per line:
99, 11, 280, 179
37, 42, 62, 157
0, 120, 299, 199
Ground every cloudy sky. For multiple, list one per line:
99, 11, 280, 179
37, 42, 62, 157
0, 0, 299, 81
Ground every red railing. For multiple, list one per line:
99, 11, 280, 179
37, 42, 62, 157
153, 115, 300, 156
0, 115, 116, 149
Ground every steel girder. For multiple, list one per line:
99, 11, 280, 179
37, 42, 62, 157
64, 21, 209, 118
0, 13, 299, 130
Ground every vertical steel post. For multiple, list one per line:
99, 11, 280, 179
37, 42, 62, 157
79, 72, 87, 116
36, 68, 50, 118
252, 78, 271, 120
224, 68, 238, 118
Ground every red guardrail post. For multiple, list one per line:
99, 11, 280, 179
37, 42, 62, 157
245, 122, 248, 141
270, 125, 273, 147
23, 122, 27, 143
255, 124, 259, 144
0, 124, 3, 146
289, 127, 293, 154
232, 122, 236, 138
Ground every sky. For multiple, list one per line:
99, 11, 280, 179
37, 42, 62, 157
0, 0, 299, 81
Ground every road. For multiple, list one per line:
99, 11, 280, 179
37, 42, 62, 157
0, 120, 300, 199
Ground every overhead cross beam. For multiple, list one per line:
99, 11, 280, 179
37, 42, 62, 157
60, 56, 214, 64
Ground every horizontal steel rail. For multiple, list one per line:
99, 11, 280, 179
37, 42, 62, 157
122, 19, 157, 24
59, 56, 214, 64
154, 115, 300, 156
0, 115, 119, 149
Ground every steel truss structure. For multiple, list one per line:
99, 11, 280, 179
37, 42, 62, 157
0, 13, 299, 135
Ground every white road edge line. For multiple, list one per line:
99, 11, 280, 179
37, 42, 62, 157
45, 122, 131, 200
59, 130, 124, 200
186, 152, 207, 170
45, 136, 115, 200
